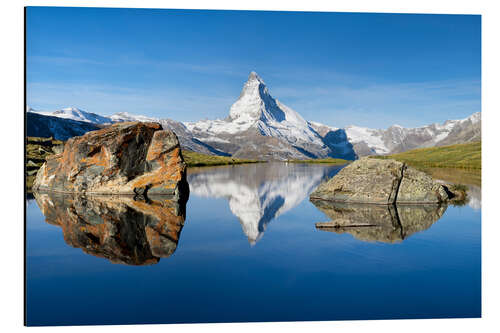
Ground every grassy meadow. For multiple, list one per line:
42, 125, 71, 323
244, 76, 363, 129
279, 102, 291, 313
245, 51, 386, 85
371, 141, 481, 186
372, 141, 481, 170
26, 137, 64, 191
180, 150, 261, 167
286, 158, 350, 165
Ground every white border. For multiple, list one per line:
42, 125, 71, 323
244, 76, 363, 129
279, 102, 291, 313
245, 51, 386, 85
2, 1, 499, 332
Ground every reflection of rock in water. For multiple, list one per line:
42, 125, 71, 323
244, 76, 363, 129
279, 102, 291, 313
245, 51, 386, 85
312, 200, 447, 243
34, 192, 187, 265
188, 163, 343, 245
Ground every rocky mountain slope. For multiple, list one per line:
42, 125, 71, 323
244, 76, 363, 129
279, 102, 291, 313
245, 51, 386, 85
27, 71, 480, 160
29, 106, 112, 124
343, 112, 481, 156
27, 111, 101, 141
110, 112, 232, 156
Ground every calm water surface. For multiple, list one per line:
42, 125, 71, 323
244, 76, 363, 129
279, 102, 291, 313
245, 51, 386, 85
26, 163, 481, 326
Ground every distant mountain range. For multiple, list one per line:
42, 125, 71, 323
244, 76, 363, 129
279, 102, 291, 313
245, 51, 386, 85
27, 72, 481, 160
26, 111, 101, 141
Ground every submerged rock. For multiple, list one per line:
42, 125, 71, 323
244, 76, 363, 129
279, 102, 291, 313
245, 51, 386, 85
312, 200, 447, 243
34, 192, 187, 265
310, 157, 449, 204
32, 122, 188, 199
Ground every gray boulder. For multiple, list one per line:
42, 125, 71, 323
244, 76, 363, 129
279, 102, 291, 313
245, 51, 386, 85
310, 157, 450, 204
397, 166, 449, 204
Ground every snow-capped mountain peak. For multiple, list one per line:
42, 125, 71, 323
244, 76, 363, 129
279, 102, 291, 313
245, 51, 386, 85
248, 70, 263, 81
183, 71, 326, 159
229, 71, 273, 122
30, 107, 112, 125
110, 112, 158, 123
463, 112, 481, 124
229, 71, 307, 126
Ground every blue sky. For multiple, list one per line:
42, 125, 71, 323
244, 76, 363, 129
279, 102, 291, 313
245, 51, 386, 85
26, 7, 481, 128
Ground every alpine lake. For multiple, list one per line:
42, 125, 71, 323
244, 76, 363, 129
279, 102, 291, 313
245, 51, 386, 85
26, 162, 481, 326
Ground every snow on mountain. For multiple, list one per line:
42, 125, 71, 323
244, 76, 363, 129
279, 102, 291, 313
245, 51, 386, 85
228, 72, 309, 126
465, 112, 481, 124
29, 107, 113, 125
27, 112, 101, 141
308, 121, 338, 136
26, 73, 480, 160
110, 112, 159, 123
110, 111, 231, 156
342, 112, 482, 156
188, 163, 340, 244
345, 126, 389, 155
185, 72, 325, 146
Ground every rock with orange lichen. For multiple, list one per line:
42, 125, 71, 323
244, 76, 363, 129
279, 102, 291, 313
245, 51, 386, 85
33, 192, 187, 265
32, 121, 189, 200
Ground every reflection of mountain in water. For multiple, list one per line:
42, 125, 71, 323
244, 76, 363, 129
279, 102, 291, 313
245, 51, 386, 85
312, 200, 447, 243
188, 163, 344, 244
34, 192, 187, 265
466, 185, 481, 210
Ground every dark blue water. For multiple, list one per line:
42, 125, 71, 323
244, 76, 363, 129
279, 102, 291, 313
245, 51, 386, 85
26, 163, 481, 326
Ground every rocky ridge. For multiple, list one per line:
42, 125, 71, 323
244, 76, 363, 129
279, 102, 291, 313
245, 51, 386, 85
27, 111, 101, 141
27, 72, 481, 160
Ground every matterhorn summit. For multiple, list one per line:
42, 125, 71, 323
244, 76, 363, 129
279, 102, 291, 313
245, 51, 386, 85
229, 71, 309, 127
184, 71, 330, 160
228, 71, 268, 122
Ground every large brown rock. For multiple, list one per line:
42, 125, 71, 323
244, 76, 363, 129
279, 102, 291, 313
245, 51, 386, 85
310, 157, 449, 204
33, 192, 187, 265
32, 122, 188, 199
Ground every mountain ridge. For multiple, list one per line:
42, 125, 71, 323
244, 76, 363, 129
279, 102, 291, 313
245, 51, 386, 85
27, 71, 480, 160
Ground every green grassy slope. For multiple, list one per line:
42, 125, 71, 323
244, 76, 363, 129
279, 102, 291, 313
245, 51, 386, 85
26, 137, 64, 190
182, 150, 261, 167
287, 158, 350, 165
372, 141, 481, 170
